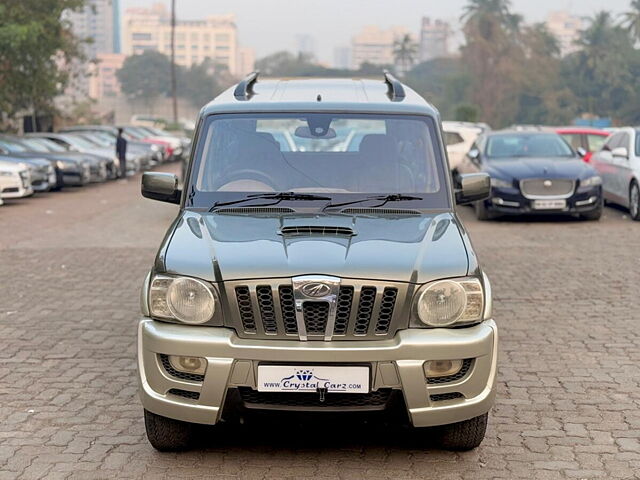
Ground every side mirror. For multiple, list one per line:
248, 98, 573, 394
576, 147, 587, 158
612, 147, 628, 159
467, 149, 480, 161
456, 173, 491, 205
141, 172, 181, 204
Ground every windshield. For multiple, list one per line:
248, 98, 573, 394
189, 113, 450, 209
0, 138, 27, 152
61, 135, 101, 150
78, 133, 111, 147
17, 138, 49, 153
32, 138, 67, 152
486, 133, 574, 159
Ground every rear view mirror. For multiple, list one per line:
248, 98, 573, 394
294, 126, 337, 139
576, 147, 587, 158
141, 172, 181, 204
456, 173, 491, 205
612, 147, 629, 159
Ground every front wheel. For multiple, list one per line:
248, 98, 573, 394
582, 199, 603, 221
629, 182, 640, 221
144, 409, 197, 451
475, 201, 494, 221
437, 413, 489, 451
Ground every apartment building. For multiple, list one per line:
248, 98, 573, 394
351, 26, 410, 69
122, 3, 252, 76
546, 11, 586, 57
66, 0, 120, 59
419, 17, 450, 61
88, 53, 126, 100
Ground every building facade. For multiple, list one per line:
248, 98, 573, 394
66, 0, 120, 59
122, 3, 252, 76
351, 26, 409, 69
546, 11, 586, 57
88, 53, 126, 100
419, 17, 450, 61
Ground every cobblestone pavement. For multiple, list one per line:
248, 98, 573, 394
1, 167, 639, 479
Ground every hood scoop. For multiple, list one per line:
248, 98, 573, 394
279, 225, 356, 237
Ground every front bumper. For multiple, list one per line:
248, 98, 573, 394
138, 319, 498, 428
485, 186, 602, 215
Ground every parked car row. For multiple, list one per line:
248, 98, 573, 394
0, 125, 191, 206
444, 123, 640, 222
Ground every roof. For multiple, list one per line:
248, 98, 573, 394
201, 77, 439, 117
555, 127, 610, 135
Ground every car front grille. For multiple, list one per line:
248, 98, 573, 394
520, 179, 575, 198
238, 387, 395, 411
226, 280, 409, 341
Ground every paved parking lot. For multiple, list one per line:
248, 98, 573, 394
1, 167, 639, 479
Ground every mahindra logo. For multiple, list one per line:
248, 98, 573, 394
543, 180, 553, 188
301, 283, 331, 297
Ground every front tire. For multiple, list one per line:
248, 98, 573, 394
475, 201, 494, 221
582, 199, 603, 221
144, 409, 196, 451
438, 413, 489, 451
629, 182, 640, 221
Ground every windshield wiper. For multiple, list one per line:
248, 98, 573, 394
210, 192, 331, 212
322, 194, 423, 212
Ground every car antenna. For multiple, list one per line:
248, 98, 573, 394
383, 70, 405, 101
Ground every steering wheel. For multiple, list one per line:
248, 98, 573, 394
215, 169, 281, 191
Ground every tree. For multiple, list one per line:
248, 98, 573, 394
567, 11, 637, 121
0, 0, 86, 117
393, 34, 418, 76
622, 0, 640, 45
116, 51, 172, 110
177, 60, 222, 108
460, 0, 522, 127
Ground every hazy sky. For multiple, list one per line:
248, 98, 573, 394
122, 0, 631, 62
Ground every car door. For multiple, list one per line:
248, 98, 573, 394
610, 132, 632, 205
593, 133, 621, 202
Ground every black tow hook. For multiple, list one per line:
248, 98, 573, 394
317, 387, 328, 403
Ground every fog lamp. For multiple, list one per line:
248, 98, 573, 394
424, 359, 463, 378
168, 355, 206, 375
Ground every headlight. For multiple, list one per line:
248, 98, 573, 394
415, 277, 484, 327
491, 178, 512, 189
580, 176, 602, 188
149, 275, 217, 324
150, 144, 160, 152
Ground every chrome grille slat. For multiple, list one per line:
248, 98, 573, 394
228, 279, 409, 341
520, 179, 575, 198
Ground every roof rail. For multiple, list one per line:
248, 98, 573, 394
234, 71, 260, 101
383, 70, 406, 101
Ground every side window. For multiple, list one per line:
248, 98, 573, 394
619, 133, 630, 151
603, 133, 621, 151
587, 134, 608, 152
561, 134, 582, 150
443, 132, 464, 146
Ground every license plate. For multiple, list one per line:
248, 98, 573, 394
257, 365, 369, 393
533, 199, 566, 210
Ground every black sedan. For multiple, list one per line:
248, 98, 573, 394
458, 131, 603, 221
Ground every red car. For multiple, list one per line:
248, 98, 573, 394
556, 127, 610, 163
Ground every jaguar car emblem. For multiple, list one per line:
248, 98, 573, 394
543, 180, 553, 188
301, 283, 331, 297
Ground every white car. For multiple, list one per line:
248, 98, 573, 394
442, 122, 487, 174
591, 127, 640, 220
0, 159, 33, 200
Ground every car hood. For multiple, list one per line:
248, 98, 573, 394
162, 211, 470, 284
0, 159, 26, 172
485, 157, 593, 180
0, 153, 50, 168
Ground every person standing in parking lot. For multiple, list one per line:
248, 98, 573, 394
116, 128, 128, 179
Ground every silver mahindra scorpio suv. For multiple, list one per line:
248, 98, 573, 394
138, 72, 497, 451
